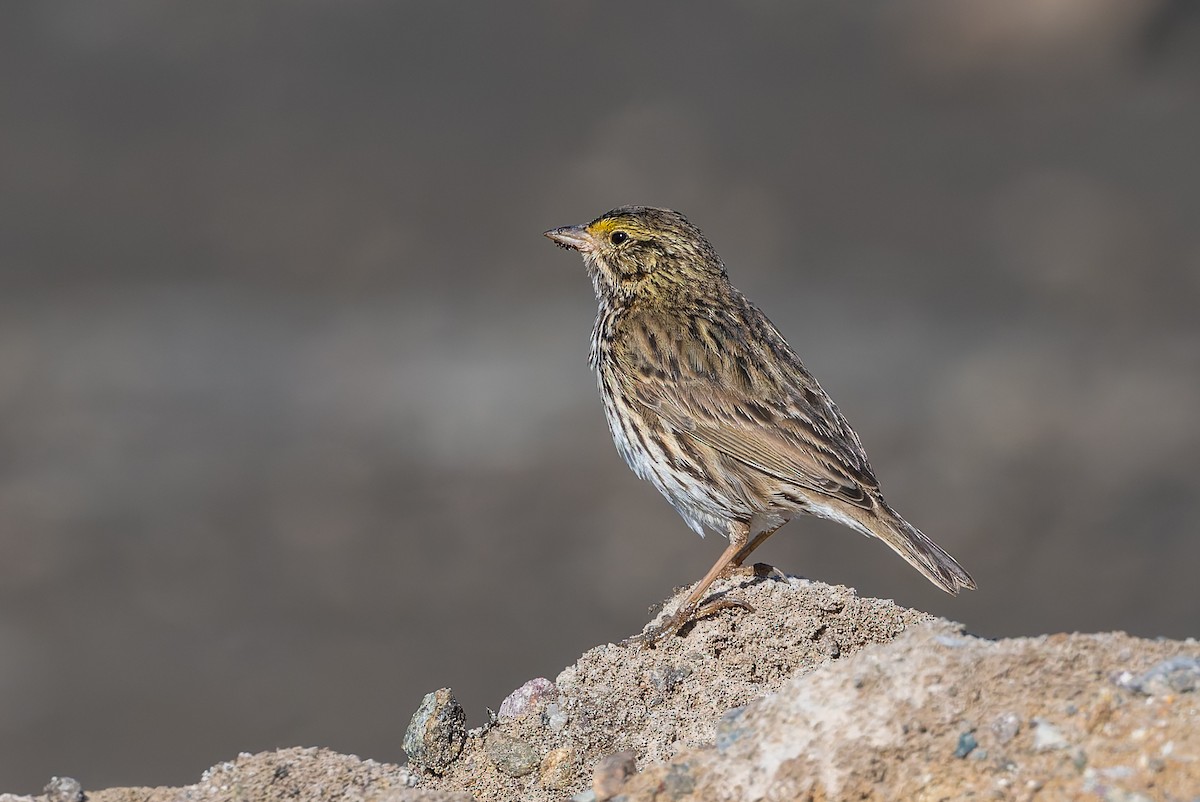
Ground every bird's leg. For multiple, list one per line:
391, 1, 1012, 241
722, 523, 786, 577
624, 521, 755, 647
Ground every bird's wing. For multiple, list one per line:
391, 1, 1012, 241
615, 306, 880, 510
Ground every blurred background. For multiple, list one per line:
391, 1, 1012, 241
3, 0, 1199, 792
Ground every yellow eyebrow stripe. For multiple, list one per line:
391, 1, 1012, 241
588, 218, 650, 238
587, 219, 620, 236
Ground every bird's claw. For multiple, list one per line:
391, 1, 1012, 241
621, 594, 756, 648
695, 595, 756, 618
621, 610, 687, 648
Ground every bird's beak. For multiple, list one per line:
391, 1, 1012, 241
543, 225, 595, 253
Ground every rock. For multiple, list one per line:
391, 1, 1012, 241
991, 711, 1021, 744
1032, 717, 1070, 752
543, 702, 568, 732
539, 747, 577, 791
68, 747, 472, 802
430, 576, 928, 801
14, 579, 1200, 802
1103, 791, 1154, 802
484, 732, 539, 778
608, 623, 1200, 801
592, 749, 637, 801
43, 778, 83, 802
659, 762, 695, 798
403, 688, 467, 774
649, 664, 692, 696
1115, 655, 1200, 696
498, 677, 557, 720
715, 706, 749, 752
954, 730, 977, 758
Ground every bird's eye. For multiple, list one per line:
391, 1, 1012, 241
610, 231, 629, 245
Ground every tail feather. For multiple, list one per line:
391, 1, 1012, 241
857, 503, 976, 595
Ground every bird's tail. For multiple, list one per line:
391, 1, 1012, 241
854, 502, 976, 595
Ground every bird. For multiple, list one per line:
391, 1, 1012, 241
544, 206, 975, 644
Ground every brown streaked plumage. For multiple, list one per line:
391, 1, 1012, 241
545, 206, 974, 644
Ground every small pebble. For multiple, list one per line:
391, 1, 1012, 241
1032, 717, 1070, 752
485, 732, 539, 778
822, 636, 841, 659
935, 634, 972, 648
716, 706, 748, 752
498, 677, 558, 720
402, 688, 467, 774
570, 791, 597, 802
991, 712, 1021, 744
954, 730, 978, 759
539, 747, 577, 791
650, 664, 693, 696
543, 702, 569, 733
1115, 656, 1200, 696
661, 762, 696, 797
592, 749, 637, 801
1103, 791, 1154, 802
43, 777, 83, 802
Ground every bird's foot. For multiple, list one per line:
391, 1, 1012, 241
620, 616, 683, 649
621, 595, 756, 648
718, 561, 783, 581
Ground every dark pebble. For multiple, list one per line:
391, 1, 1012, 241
403, 688, 467, 774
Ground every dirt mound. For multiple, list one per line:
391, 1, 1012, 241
425, 575, 928, 800
5, 576, 1196, 802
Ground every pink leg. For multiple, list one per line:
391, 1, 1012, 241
625, 521, 757, 647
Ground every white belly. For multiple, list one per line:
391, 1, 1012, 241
599, 377, 755, 540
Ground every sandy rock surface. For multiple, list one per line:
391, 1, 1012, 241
5, 576, 1197, 802
618, 623, 1200, 801
0, 747, 467, 802
426, 575, 927, 801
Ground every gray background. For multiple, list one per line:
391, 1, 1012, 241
3, 0, 1199, 792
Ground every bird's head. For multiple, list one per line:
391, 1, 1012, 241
544, 206, 727, 305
